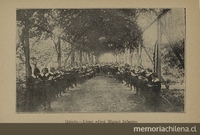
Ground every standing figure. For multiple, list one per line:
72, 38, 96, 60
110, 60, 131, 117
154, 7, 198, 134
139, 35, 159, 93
49, 67, 60, 98
28, 68, 42, 111
33, 68, 43, 101
39, 68, 53, 111
151, 73, 161, 109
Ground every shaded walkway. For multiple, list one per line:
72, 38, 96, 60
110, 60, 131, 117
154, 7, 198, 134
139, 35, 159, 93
43, 76, 170, 113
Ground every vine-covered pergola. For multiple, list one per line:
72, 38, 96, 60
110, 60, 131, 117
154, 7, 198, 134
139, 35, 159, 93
16, 8, 184, 90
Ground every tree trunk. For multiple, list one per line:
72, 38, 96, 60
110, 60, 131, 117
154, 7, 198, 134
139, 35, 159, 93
95, 55, 100, 64
88, 52, 91, 64
127, 48, 131, 65
93, 55, 96, 64
83, 52, 88, 64
138, 43, 142, 67
23, 22, 31, 110
90, 54, 94, 64
63, 50, 72, 67
130, 51, 133, 66
53, 37, 61, 68
124, 48, 127, 64
57, 37, 61, 68
24, 26, 31, 82
71, 45, 75, 67
79, 50, 83, 67
115, 54, 118, 63
119, 53, 122, 63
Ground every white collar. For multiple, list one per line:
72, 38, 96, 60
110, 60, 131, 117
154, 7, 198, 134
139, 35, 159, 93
31, 75, 36, 78
45, 73, 49, 77
152, 78, 159, 82
49, 72, 54, 75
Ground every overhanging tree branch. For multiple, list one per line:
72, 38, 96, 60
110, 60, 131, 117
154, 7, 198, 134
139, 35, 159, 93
127, 9, 171, 47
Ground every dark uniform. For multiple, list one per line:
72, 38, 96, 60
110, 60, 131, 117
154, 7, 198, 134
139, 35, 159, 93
50, 72, 60, 98
39, 68, 52, 110
150, 73, 161, 109
28, 68, 43, 111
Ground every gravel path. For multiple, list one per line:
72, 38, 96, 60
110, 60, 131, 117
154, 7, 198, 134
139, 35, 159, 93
46, 76, 170, 113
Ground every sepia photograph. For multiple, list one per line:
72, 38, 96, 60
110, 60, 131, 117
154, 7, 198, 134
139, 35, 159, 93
16, 8, 185, 113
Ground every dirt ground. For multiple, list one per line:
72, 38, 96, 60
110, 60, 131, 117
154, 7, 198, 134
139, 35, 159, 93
36, 75, 178, 113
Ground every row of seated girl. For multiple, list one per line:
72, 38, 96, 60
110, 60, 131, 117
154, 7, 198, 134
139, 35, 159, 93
28, 67, 67, 111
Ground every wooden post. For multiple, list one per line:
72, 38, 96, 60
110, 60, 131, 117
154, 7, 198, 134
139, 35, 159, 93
153, 41, 157, 72
143, 46, 169, 89
157, 17, 162, 80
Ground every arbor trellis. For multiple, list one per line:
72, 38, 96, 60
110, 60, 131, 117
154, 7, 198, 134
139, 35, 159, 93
16, 8, 185, 92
